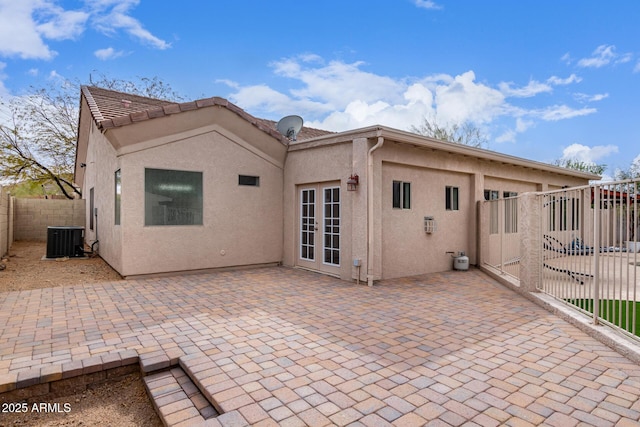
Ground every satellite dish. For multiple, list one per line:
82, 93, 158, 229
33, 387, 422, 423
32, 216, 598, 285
276, 115, 303, 141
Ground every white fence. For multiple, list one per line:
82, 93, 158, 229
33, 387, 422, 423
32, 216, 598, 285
482, 196, 522, 281
481, 180, 640, 340
538, 180, 640, 339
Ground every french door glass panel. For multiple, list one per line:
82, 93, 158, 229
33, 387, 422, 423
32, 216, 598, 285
323, 187, 340, 266
300, 189, 315, 261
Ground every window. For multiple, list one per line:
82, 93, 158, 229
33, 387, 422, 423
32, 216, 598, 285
238, 175, 259, 186
145, 168, 203, 226
114, 170, 121, 225
484, 190, 498, 201
392, 181, 411, 209
89, 188, 94, 230
445, 186, 459, 211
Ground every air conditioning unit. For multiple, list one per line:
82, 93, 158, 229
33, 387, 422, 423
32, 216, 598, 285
46, 226, 85, 258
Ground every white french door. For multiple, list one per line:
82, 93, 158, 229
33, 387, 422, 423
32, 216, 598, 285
298, 184, 341, 275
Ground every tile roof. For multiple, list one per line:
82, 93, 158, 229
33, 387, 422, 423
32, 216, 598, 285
81, 86, 333, 142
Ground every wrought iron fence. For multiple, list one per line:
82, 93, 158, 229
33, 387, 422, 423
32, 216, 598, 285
537, 180, 640, 339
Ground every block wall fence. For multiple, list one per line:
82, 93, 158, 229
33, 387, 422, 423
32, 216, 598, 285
0, 187, 12, 256
4, 195, 86, 244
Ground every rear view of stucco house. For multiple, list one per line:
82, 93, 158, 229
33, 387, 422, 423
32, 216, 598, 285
74, 86, 597, 283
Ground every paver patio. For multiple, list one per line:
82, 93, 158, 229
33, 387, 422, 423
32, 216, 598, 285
1, 266, 640, 426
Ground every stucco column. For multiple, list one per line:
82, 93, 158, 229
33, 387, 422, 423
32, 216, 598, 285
470, 172, 484, 265
519, 192, 541, 292
477, 200, 489, 267
351, 138, 369, 283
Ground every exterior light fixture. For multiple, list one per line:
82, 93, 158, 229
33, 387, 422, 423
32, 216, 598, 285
347, 174, 359, 191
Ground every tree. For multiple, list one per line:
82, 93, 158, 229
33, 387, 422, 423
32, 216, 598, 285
0, 75, 183, 199
553, 158, 607, 176
0, 83, 80, 199
613, 158, 640, 244
89, 73, 185, 102
410, 116, 488, 148
614, 156, 640, 181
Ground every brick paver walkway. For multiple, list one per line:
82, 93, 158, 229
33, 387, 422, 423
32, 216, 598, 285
1, 267, 640, 426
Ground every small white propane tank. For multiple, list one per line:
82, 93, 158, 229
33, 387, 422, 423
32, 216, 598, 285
453, 252, 470, 271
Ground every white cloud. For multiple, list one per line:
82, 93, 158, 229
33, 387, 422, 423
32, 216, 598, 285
494, 118, 534, 144
434, 71, 506, 124
229, 84, 333, 119
94, 47, 124, 60
560, 143, 618, 163
225, 55, 599, 139
36, 7, 88, 40
27, 68, 39, 76
0, 61, 8, 97
532, 105, 597, 121
515, 118, 534, 132
499, 80, 552, 97
634, 61, 640, 73
272, 56, 405, 110
574, 92, 609, 103
0, 0, 168, 60
499, 74, 581, 98
216, 79, 240, 90
547, 74, 581, 85
577, 44, 632, 69
88, 0, 170, 50
0, 1, 57, 59
578, 45, 616, 68
495, 130, 516, 143
414, 0, 443, 10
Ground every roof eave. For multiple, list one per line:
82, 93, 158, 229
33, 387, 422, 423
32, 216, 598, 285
294, 124, 600, 180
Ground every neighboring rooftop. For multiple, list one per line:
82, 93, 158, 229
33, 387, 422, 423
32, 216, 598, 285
80, 86, 333, 142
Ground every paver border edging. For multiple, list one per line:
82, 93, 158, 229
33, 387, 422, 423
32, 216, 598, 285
0, 349, 139, 398
0, 363, 139, 403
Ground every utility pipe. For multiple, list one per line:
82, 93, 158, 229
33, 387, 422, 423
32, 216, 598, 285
367, 130, 384, 287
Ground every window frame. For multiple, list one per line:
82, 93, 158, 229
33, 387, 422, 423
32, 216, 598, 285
238, 175, 260, 187
114, 169, 121, 225
392, 181, 411, 209
445, 186, 459, 211
144, 168, 204, 226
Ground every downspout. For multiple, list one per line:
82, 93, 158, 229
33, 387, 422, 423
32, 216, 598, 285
367, 130, 384, 286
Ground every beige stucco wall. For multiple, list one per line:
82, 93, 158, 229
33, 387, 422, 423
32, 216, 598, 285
283, 141, 355, 280
82, 120, 123, 273
283, 135, 593, 282
81, 104, 287, 277
117, 124, 284, 277
381, 162, 472, 278
13, 198, 85, 241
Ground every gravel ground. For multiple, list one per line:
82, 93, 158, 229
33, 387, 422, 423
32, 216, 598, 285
0, 241, 162, 427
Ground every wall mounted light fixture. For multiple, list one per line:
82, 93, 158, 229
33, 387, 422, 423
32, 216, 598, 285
347, 174, 359, 191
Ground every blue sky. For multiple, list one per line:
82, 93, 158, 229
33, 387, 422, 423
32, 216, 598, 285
1, 0, 639, 178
